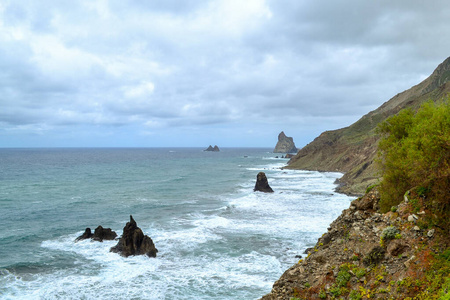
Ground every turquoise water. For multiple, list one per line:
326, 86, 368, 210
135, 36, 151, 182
0, 148, 353, 299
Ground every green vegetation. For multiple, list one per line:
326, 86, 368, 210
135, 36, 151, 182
380, 226, 400, 246
377, 99, 450, 214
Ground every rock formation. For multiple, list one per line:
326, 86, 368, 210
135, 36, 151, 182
75, 226, 117, 242
75, 228, 93, 242
254, 172, 274, 193
110, 215, 158, 258
92, 225, 117, 242
204, 145, 220, 151
273, 132, 298, 153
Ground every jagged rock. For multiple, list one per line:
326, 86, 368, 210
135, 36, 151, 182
75, 228, 93, 242
204, 145, 220, 151
92, 225, 117, 242
75, 226, 117, 242
254, 172, 274, 193
273, 131, 298, 153
110, 215, 158, 258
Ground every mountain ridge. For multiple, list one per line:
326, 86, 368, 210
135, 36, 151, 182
286, 57, 450, 195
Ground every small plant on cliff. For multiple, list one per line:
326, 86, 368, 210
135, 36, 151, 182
380, 226, 400, 246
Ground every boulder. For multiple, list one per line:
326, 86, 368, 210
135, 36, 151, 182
273, 131, 298, 153
92, 225, 117, 242
75, 228, 93, 242
254, 172, 274, 193
351, 187, 380, 211
110, 215, 158, 258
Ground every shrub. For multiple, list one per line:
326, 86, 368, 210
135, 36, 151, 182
377, 99, 450, 213
380, 226, 400, 243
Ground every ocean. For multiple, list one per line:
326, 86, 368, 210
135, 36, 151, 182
0, 148, 353, 299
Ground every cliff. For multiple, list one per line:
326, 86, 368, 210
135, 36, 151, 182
286, 57, 450, 195
262, 187, 450, 299
274, 131, 298, 153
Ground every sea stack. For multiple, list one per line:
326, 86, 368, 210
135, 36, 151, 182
273, 131, 298, 153
254, 172, 274, 193
204, 145, 220, 151
110, 215, 158, 258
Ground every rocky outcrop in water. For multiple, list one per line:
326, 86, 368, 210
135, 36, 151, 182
75, 228, 93, 242
92, 225, 117, 242
254, 172, 274, 193
75, 226, 117, 242
204, 145, 220, 151
110, 215, 158, 258
273, 132, 298, 153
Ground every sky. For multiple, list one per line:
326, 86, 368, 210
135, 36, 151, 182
1, 0, 449, 148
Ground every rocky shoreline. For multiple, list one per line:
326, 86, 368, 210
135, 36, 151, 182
261, 187, 449, 299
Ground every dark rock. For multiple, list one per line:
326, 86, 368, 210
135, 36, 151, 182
273, 131, 298, 153
204, 145, 220, 152
92, 225, 117, 242
254, 172, 274, 193
75, 228, 93, 242
387, 240, 410, 257
110, 215, 158, 258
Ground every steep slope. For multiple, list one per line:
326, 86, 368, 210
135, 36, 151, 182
261, 187, 450, 300
286, 57, 450, 195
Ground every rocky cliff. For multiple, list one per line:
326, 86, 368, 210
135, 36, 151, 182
286, 57, 450, 195
274, 131, 298, 153
262, 187, 450, 299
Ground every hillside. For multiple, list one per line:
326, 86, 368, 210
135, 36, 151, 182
286, 57, 450, 195
261, 186, 450, 300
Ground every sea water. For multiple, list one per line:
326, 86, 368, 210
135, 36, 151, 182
0, 148, 353, 299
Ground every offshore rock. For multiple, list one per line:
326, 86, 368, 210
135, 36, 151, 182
110, 215, 158, 258
254, 172, 274, 193
75, 228, 93, 242
92, 225, 117, 242
75, 226, 117, 242
273, 131, 298, 153
204, 145, 220, 151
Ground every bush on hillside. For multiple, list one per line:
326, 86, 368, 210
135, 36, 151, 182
376, 99, 450, 213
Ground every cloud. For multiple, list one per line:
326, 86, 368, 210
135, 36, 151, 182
1, 0, 449, 147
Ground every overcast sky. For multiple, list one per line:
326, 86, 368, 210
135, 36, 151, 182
1, 0, 449, 148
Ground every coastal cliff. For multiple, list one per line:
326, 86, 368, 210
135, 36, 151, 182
262, 186, 450, 299
286, 57, 450, 195
263, 58, 450, 299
